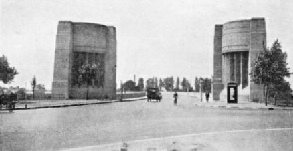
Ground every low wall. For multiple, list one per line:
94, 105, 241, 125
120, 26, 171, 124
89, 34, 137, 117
24, 94, 53, 100
116, 92, 146, 100
20, 92, 146, 101
69, 88, 115, 100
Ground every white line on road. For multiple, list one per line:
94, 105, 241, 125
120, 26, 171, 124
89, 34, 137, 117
132, 127, 293, 143
62, 127, 293, 151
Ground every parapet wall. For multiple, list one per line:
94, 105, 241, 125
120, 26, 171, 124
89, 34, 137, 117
116, 92, 146, 100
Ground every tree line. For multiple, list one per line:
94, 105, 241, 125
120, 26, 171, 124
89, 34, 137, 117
121, 76, 211, 92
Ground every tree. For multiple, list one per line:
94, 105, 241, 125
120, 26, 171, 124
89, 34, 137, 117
154, 77, 158, 88
163, 77, 174, 91
146, 78, 154, 88
175, 77, 180, 91
159, 78, 164, 90
181, 77, 188, 91
251, 40, 290, 106
137, 78, 144, 91
194, 77, 200, 92
270, 79, 292, 106
16, 88, 26, 100
36, 84, 45, 90
78, 63, 98, 100
187, 80, 193, 92
202, 78, 211, 92
0, 55, 18, 84
123, 80, 136, 91
197, 77, 211, 93
31, 76, 36, 100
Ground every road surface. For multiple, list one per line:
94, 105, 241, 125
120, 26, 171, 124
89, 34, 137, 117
1, 92, 293, 150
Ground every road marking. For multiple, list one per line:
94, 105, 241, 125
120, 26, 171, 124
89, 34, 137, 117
131, 127, 293, 143
62, 127, 293, 151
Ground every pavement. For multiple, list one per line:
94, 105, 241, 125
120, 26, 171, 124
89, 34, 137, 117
0, 96, 147, 110
184, 92, 293, 110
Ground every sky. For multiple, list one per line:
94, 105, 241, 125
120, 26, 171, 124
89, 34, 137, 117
1, 0, 293, 90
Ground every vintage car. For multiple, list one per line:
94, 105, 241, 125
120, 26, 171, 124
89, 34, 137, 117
147, 87, 162, 102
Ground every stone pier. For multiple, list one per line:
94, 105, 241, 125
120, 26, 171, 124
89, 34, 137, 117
213, 18, 266, 102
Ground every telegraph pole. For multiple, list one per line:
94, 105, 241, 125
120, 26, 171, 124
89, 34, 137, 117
200, 79, 202, 102
120, 80, 123, 101
25, 82, 27, 108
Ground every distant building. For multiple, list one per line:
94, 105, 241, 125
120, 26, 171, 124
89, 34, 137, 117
52, 21, 116, 99
213, 18, 266, 101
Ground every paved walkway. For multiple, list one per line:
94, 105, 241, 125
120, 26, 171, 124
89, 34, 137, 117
0, 96, 147, 110
185, 92, 293, 110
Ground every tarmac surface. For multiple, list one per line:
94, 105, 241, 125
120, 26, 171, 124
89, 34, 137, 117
1, 92, 293, 151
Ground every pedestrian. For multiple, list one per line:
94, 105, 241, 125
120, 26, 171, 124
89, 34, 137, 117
205, 91, 210, 102
173, 91, 178, 105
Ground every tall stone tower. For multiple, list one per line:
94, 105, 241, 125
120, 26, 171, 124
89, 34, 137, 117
52, 21, 116, 99
213, 18, 266, 101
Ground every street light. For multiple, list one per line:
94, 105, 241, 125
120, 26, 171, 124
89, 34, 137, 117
25, 82, 27, 108
199, 79, 203, 102
120, 80, 123, 102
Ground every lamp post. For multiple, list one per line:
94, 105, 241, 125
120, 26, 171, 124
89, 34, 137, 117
25, 82, 27, 108
187, 79, 190, 96
112, 65, 116, 100
120, 80, 123, 101
200, 79, 203, 102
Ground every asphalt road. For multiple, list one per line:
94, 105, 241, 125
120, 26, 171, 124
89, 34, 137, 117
1, 92, 293, 151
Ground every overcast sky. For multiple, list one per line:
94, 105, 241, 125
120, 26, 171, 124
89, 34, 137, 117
1, 0, 293, 90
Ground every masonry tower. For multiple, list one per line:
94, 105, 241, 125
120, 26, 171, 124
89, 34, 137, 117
213, 18, 266, 101
52, 21, 116, 99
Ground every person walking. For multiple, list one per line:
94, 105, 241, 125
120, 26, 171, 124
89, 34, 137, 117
173, 91, 178, 105
205, 91, 210, 102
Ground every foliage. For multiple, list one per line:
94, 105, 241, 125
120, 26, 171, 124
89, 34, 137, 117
181, 78, 188, 91
137, 78, 144, 91
251, 40, 290, 105
175, 77, 180, 91
31, 76, 36, 99
143, 76, 210, 92
159, 78, 164, 90
123, 80, 136, 91
270, 79, 292, 105
0, 55, 18, 84
201, 78, 211, 93
163, 77, 174, 91
194, 77, 200, 92
154, 77, 158, 88
16, 88, 26, 100
36, 84, 45, 90
146, 78, 155, 88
